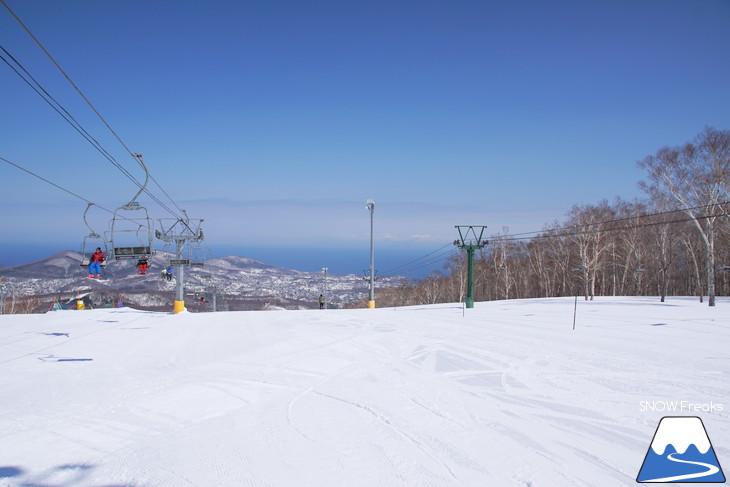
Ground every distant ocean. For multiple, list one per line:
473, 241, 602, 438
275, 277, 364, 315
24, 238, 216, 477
0, 242, 448, 279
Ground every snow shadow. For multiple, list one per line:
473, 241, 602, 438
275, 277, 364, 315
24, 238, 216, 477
0, 463, 135, 487
651, 323, 670, 326
37, 354, 93, 362
0, 466, 22, 478
412, 304, 464, 311
42, 333, 69, 337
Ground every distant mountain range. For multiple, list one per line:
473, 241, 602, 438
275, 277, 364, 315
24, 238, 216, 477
0, 250, 407, 311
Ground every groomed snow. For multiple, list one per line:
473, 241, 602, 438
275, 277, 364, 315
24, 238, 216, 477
0, 296, 727, 486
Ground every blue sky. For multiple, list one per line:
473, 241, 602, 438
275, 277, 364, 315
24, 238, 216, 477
1, 0, 729, 274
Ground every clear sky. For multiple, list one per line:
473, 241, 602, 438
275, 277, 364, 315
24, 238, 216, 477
1, 0, 729, 274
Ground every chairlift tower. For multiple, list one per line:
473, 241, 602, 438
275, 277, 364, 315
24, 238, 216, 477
200, 274, 222, 312
156, 213, 204, 314
454, 226, 488, 309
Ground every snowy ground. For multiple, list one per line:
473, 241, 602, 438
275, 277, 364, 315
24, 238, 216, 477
0, 296, 728, 486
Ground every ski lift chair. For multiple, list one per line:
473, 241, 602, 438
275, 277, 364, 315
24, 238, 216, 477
110, 215, 153, 260
79, 203, 109, 268
109, 153, 154, 261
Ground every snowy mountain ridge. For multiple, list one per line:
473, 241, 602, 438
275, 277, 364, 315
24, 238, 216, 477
0, 250, 406, 308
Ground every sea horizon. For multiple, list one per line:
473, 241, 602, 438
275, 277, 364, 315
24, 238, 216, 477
0, 242, 448, 279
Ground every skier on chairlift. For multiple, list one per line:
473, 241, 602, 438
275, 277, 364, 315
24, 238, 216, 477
88, 247, 105, 278
137, 255, 149, 275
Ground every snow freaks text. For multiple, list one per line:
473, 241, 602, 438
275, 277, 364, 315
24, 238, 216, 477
639, 401, 724, 413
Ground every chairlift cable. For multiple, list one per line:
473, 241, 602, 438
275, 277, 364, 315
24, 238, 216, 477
500, 202, 730, 243
0, 44, 177, 215
504, 212, 726, 243
502, 201, 730, 240
379, 243, 453, 277
380, 245, 458, 277
0, 46, 112, 159
1, 0, 186, 219
376, 200, 729, 278
396, 249, 458, 277
1, 155, 101, 208
0, 46, 128, 173
0, 155, 149, 228
0, 0, 135, 156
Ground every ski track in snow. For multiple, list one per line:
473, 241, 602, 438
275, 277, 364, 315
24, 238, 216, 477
0, 296, 728, 486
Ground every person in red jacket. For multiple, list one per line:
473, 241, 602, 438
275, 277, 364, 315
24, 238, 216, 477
88, 247, 105, 278
137, 255, 149, 275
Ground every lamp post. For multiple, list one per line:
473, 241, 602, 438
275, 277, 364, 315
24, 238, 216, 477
322, 267, 328, 310
366, 199, 375, 308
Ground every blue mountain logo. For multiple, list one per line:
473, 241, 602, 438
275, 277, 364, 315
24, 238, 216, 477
637, 416, 725, 483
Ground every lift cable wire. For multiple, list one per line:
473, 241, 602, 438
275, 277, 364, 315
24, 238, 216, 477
379, 201, 728, 278
501, 211, 727, 244
395, 248, 459, 277
1, 154, 161, 230
379, 245, 459, 278
379, 243, 455, 277
501, 201, 729, 241
0, 46, 139, 185
0, 0, 186, 218
1, 155, 111, 212
0, 42, 180, 218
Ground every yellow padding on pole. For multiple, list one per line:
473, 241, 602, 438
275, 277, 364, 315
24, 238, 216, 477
368, 300, 375, 309
173, 300, 185, 314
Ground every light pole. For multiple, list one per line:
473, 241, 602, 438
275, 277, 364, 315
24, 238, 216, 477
322, 267, 328, 310
366, 199, 375, 308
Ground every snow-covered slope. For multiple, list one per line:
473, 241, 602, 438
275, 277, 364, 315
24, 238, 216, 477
0, 296, 727, 486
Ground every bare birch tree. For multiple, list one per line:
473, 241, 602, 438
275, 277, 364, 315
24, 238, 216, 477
638, 127, 730, 306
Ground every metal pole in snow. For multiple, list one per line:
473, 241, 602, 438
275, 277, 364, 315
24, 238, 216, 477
174, 239, 185, 313
366, 199, 375, 308
323, 267, 328, 310
572, 295, 578, 330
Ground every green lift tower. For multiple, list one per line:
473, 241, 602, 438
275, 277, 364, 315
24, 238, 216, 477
454, 226, 488, 309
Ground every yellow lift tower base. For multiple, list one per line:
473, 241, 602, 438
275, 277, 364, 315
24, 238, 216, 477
173, 300, 185, 314
368, 300, 375, 309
